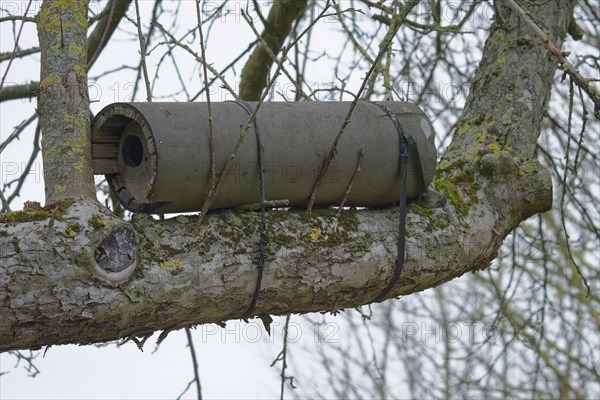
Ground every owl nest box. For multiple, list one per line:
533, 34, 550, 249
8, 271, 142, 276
91, 101, 437, 214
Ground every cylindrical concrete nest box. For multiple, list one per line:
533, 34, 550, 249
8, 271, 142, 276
91, 101, 437, 213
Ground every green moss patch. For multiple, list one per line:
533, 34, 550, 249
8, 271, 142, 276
88, 214, 108, 229
1, 209, 51, 223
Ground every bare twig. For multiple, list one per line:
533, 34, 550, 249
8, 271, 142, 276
0, 187, 9, 212
184, 328, 202, 400
4, 125, 41, 208
0, 15, 35, 23
504, 0, 600, 118
0, 47, 39, 63
337, 149, 364, 216
0, 0, 33, 93
0, 113, 37, 154
134, 0, 152, 102
235, 199, 290, 211
189, 40, 257, 101
196, 0, 218, 224
559, 80, 591, 296
132, 0, 162, 102
271, 315, 296, 400
153, 22, 239, 100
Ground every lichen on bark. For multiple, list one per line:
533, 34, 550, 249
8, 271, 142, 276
37, 0, 95, 203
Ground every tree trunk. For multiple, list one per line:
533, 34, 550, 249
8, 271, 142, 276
0, 1, 574, 352
36, 0, 95, 203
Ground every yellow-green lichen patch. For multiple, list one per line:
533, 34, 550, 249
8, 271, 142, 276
54, 184, 66, 193
160, 260, 184, 275
487, 142, 502, 152
463, 130, 509, 165
44, 0, 87, 28
64, 112, 88, 128
88, 214, 107, 229
74, 64, 86, 77
64, 222, 82, 236
40, 75, 60, 89
497, 50, 507, 67
543, 175, 552, 190
308, 227, 322, 241
38, 12, 75, 35
1, 209, 51, 223
68, 43, 86, 58
505, 93, 514, 101
73, 159, 85, 172
502, 119, 512, 126
456, 121, 470, 136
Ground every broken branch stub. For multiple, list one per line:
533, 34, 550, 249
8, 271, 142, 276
91, 101, 436, 213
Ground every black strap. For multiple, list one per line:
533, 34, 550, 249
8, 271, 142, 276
370, 103, 413, 302
228, 100, 268, 319
407, 135, 426, 196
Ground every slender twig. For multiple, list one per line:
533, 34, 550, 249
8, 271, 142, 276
4, 124, 41, 210
0, 47, 39, 63
359, 0, 389, 12
184, 328, 202, 400
153, 22, 239, 100
189, 40, 257, 101
134, 0, 152, 102
503, 0, 600, 118
270, 315, 295, 400
0, 15, 36, 23
132, 0, 162, 102
196, 0, 218, 224
235, 199, 289, 211
337, 149, 364, 216
559, 80, 591, 296
0, 0, 33, 93
0, 113, 37, 154
306, 0, 419, 212
0, 187, 9, 212
86, 0, 117, 71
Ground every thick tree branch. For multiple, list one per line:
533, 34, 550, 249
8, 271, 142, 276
239, 0, 308, 100
86, 0, 133, 66
503, 0, 599, 119
0, 171, 549, 351
0, 81, 39, 103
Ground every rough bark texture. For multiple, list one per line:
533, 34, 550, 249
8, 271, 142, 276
239, 0, 308, 100
0, 1, 574, 351
37, 0, 95, 203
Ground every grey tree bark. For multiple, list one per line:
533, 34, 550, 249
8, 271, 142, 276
0, 0, 574, 352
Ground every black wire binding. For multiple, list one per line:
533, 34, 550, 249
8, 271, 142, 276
228, 100, 269, 319
371, 102, 413, 302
